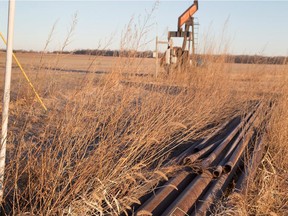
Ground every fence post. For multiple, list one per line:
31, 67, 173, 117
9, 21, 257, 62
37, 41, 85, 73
155, 36, 159, 78
0, 0, 16, 202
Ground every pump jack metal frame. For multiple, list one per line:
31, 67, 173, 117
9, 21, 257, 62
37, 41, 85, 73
163, 0, 199, 71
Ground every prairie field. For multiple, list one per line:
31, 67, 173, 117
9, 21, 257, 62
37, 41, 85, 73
0, 51, 287, 215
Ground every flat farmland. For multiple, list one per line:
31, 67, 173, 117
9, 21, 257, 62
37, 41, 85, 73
0, 51, 157, 74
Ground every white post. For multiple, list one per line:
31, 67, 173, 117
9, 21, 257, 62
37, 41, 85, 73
166, 39, 173, 65
0, 0, 16, 202
155, 36, 158, 78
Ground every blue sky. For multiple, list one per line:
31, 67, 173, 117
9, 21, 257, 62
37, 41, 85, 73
0, 1, 287, 56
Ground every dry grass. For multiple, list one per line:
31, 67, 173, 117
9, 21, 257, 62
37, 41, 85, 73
0, 12, 287, 214
211, 64, 288, 216
0, 51, 242, 215
0, 50, 287, 215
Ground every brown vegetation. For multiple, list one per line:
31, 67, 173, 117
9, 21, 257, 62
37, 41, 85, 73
0, 7, 287, 214
0, 51, 287, 215
213, 68, 288, 216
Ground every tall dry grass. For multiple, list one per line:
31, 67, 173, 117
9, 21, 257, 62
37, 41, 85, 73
0, 20, 247, 214
0, 5, 287, 215
0, 60, 239, 216
211, 63, 288, 216
1, 50, 247, 215
4, 51, 288, 215
4, 49, 287, 215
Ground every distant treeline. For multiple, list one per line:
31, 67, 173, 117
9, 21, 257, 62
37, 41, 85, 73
225, 55, 288, 65
72, 49, 154, 58
72, 49, 288, 65
1, 49, 287, 65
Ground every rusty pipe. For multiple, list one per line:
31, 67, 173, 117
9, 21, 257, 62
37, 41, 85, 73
136, 171, 194, 216
194, 119, 231, 151
212, 135, 243, 177
212, 165, 223, 178
200, 123, 243, 169
176, 120, 229, 164
201, 104, 261, 170
183, 139, 221, 165
173, 141, 201, 165
235, 137, 266, 193
161, 170, 213, 216
212, 111, 258, 177
223, 129, 255, 174
192, 157, 244, 216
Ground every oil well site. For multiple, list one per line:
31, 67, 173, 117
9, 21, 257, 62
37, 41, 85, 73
0, 0, 287, 215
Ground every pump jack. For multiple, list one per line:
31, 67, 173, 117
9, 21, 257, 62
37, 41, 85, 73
161, 0, 199, 72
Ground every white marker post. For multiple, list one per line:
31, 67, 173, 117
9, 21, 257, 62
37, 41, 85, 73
155, 36, 158, 78
155, 38, 171, 76
0, 0, 16, 202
